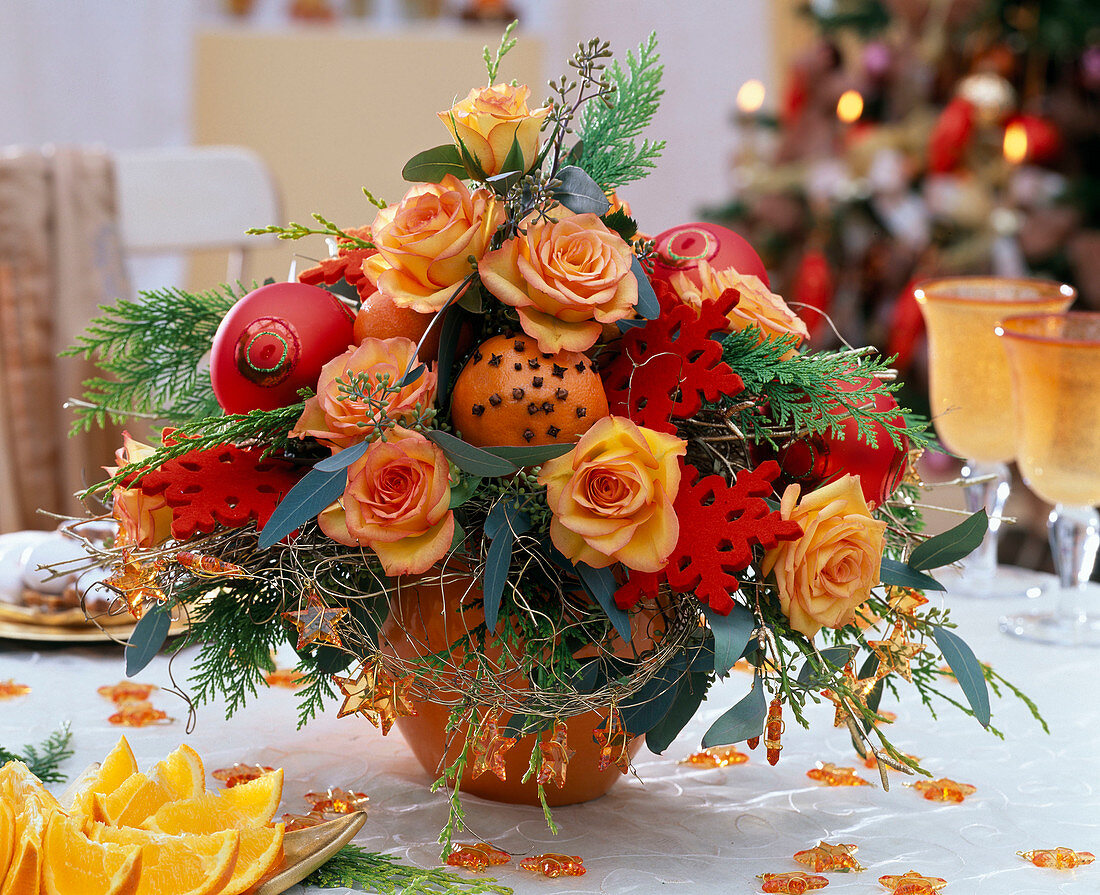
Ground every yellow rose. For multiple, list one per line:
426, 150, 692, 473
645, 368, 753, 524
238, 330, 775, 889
363, 174, 504, 313
319, 428, 454, 577
671, 260, 809, 347
479, 207, 639, 353
439, 83, 551, 177
760, 474, 886, 638
538, 415, 686, 573
290, 337, 437, 450
105, 432, 173, 548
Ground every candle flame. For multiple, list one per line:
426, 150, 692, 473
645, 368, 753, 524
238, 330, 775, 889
1003, 121, 1028, 165
836, 90, 864, 124
737, 79, 766, 115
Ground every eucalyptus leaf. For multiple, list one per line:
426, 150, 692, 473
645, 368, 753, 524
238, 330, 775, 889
125, 606, 171, 676
796, 645, 857, 686
620, 653, 687, 737
701, 679, 767, 747
303, 644, 352, 676
646, 671, 711, 755
457, 285, 483, 314
259, 464, 348, 549
552, 165, 611, 215
448, 475, 482, 509
436, 307, 463, 404
631, 255, 660, 320
701, 604, 756, 679
401, 144, 467, 183
482, 526, 514, 633
616, 318, 649, 333
425, 430, 518, 477
880, 557, 946, 592
481, 443, 574, 465
908, 510, 988, 571
314, 440, 368, 473
932, 626, 990, 727
398, 363, 426, 388
575, 562, 632, 642
484, 500, 532, 541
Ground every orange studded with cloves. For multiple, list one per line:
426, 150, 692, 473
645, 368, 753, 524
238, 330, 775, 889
451, 334, 608, 447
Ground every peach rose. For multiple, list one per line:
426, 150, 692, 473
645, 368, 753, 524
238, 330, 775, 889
362, 175, 504, 313
319, 428, 454, 576
291, 337, 436, 449
672, 260, 809, 347
439, 83, 551, 178
479, 207, 639, 353
760, 474, 886, 639
538, 415, 686, 572
106, 432, 173, 548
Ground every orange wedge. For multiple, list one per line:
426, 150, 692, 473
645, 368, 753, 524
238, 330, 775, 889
99, 773, 175, 828
41, 813, 142, 895
68, 737, 139, 818
0, 760, 63, 815
0, 800, 14, 880
1, 829, 41, 895
151, 744, 205, 799
143, 769, 283, 834
90, 824, 240, 895
220, 824, 285, 895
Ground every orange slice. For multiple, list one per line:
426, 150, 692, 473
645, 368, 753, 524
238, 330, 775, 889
100, 773, 174, 828
151, 744, 205, 799
1, 829, 41, 895
143, 769, 283, 834
41, 813, 142, 895
0, 760, 63, 815
90, 824, 240, 895
68, 738, 139, 818
220, 824, 285, 895
0, 800, 14, 880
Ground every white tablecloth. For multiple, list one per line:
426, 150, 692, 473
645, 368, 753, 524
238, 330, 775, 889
3, 572, 1098, 894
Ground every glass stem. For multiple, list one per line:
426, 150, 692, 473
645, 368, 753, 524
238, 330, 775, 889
1048, 503, 1100, 626
960, 460, 1011, 580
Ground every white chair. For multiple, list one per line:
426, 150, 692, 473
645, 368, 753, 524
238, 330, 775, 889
113, 145, 281, 285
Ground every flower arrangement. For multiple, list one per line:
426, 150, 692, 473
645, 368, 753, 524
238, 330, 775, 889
66, 25, 1038, 854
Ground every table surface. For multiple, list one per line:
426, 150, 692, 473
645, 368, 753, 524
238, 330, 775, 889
2, 570, 1097, 894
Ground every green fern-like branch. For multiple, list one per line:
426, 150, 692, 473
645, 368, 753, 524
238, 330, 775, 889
304, 845, 512, 894
0, 724, 75, 784
64, 285, 239, 433
575, 32, 666, 189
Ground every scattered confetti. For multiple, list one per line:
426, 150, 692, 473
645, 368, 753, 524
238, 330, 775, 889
794, 842, 864, 873
878, 870, 947, 892
593, 708, 630, 774
212, 764, 275, 788
537, 720, 575, 788
757, 871, 830, 893
107, 700, 169, 727
910, 777, 976, 803
519, 853, 586, 878
0, 680, 30, 700
680, 746, 749, 768
282, 589, 348, 651
263, 668, 306, 689
97, 681, 158, 703
1018, 847, 1095, 869
303, 787, 370, 815
807, 762, 870, 787
445, 843, 511, 872
281, 812, 326, 832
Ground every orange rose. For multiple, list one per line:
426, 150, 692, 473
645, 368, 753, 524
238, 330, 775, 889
318, 428, 454, 576
760, 474, 886, 638
106, 432, 173, 548
363, 174, 504, 313
672, 261, 809, 347
291, 337, 436, 449
439, 83, 550, 177
478, 207, 639, 353
538, 415, 686, 572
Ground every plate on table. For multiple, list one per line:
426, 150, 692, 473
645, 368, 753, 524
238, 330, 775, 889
0, 603, 186, 643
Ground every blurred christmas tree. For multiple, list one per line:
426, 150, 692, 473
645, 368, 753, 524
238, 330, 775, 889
706, 0, 1100, 377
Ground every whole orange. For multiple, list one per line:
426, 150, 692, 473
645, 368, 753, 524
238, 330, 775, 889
353, 292, 439, 359
450, 334, 608, 447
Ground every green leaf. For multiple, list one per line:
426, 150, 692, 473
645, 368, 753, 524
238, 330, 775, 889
481, 443, 574, 465
448, 475, 482, 509
314, 441, 368, 473
425, 430, 518, 477
646, 670, 710, 754
620, 653, 687, 737
796, 645, 856, 686
436, 306, 463, 405
485, 132, 527, 194
880, 557, 946, 592
602, 207, 638, 242
482, 527, 512, 634
125, 606, 171, 676
552, 165, 611, 215
932, 627, 990, 727
401, 144, 467, 183
701, 604, 756, 678
484, 500, 532, 541
701, 679, 767, 747
399, 363, 426, 388
630, 255, 659, 320
909, 510, 988, 571
258, 465, 348, 549
575, 562, 631, 642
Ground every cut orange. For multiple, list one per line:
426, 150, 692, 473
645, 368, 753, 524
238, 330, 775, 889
0, 800, 13, 880
143, 768, 283, 834
41, 813, 142, 895
99, 773, 174, 828
1, 829, 41, 895
90, 824, 239, 895
0, 760, 63, 816
68, 737, 138, 818
151, 744, 205, 800
220, 824, 285, 895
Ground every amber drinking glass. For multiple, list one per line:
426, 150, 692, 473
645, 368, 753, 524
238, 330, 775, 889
998, 312, 1100, 646
914, 277, 1075, 596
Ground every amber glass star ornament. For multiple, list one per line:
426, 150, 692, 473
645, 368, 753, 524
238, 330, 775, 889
333, 661, 380, 721
537, 720, 575, 788
0, 680, 31, 700
910, 777, 976, 803
304, 787, 370, 815
757, 871, 830, 893
281, 590, 347, 651
878, 870, 947, 892
445, 842, 511, 872
98, 681, 158, 703
212, 764, 275, 788
594, 708, 631, 773
470, 709, 517, 781
887, 586, 929, 624
107, 700, 169, 727
519, 854, 586, 878
806, 762, 870, 787
821, 663, 878, 728
680, 745, 749, 768
1018, 847, 1095, 869
264, 667, 306, 689
106, 552, 166, 617
793, 842, 864, 873
868, 623, 925, 683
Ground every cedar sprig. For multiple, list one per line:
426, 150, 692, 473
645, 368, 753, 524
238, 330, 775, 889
482, 18, 518, 85
0, 724, 74, 784
304, 844, 512, 894
247, 213, 374, 249
575, 32, 666, 189
63, 285, 238, 432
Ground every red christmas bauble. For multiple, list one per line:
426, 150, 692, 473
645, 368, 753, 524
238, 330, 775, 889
210, 282, 355, 413
649, 222, 769, 289
773, 376, 909, 508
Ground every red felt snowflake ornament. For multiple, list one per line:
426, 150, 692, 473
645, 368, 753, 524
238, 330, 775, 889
601, 281, 746, 434
136, 443, 305, 540
615, 460, 802, 614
